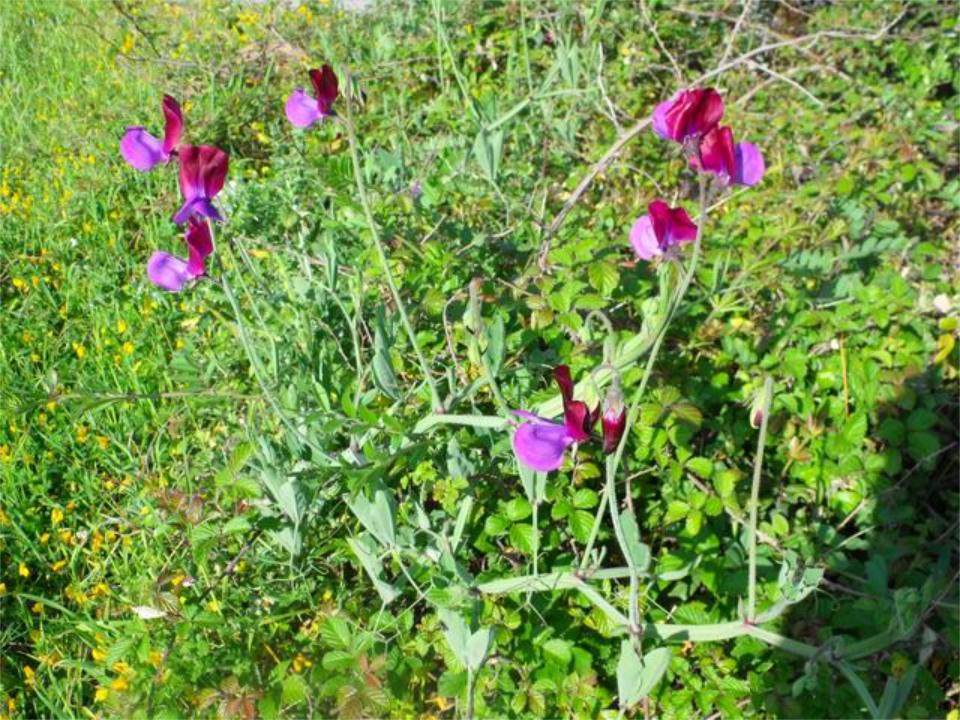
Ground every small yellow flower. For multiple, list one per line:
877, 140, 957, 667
18, 563, 29, 578
122, 341, 134, 355
206, 598, 220, 613
76, 425, 88, 443
116, 319, 127, 334
112, 660, 131, 675
58, 529, 73, 544
0, 446, 10, 463
51, 507, 64, 525
94, 687, 110, 702
322, 589, 333, 602
92, 647, 107, 662
96, 435, 110, 450
23, 665, 35, 687
0, 582, 6, 595
110, 677, 128, 692
292, 654, 313, 673
91, 583, 109, 598
148, 650, 164, 667
45, 400, 57, 412
51, 559, 67, 572
39, 532, 50, 544
12, 277, 27, 290
72, 342, 86, 360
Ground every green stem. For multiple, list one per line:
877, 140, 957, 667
469, 279, 510, 417
342, 69, 442, 412
579, 489, 609, 570
747, 376, 774, 621
217, 241, 335, 464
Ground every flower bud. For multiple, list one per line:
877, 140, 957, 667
749, 377, 774, 429
602, 381, 627, 454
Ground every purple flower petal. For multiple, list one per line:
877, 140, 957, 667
630, 214, 661, 260
147, 252, 193, 292
512, 421, 574, 472
172, 197, 222, 225
651, 98, 673, 140
733, 143, 765, 186
285, 89, 321, 128
120, 127, 167, 171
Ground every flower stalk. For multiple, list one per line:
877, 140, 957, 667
341, 68, 442, 412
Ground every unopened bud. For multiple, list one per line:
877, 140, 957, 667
749, 377, 774, 429
602, 380, 626, 454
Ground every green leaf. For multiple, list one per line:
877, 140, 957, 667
505, 497, 532, 522
664, 500, 690, 524
588, 260, 620, 296
569, 509, 595, 544
466, 628, 492, 671
619, 509, 651, 573
617, 643, 672, 708
347, 489, 396, 548
686, 457, 713, 479
541, 638, 573, 668
372, 305, 400, 400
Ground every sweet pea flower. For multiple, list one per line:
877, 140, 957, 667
147, 218, 214, 292
120, 95, 183, 171
512, 366, 599, 472
629, 200, 698, 261
693, 125, 765, 187
172, 145, 229, 224
652, 88, 724, 144
285, 65, 339, 128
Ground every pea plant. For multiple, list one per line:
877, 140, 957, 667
119, 56, 940, 720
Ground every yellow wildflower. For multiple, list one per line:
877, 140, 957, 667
112, 661, 131, 675
31, 602, 43, 614
18, 563, 29, 578
0, 446, 10, 463
0, 583, 6, 595
72, 342, 86, 359
51, 559, 67, 572
12, 277, 27, 290
39, 532, 50, 544
122, 341, 134, 355
23, 665, 35, 687
76, 425, 88, 443
51, 507, 64, 525
292, 654, 313, 673
97, 435, 110, 449
148, 650, 164, 667
111, 677, 128, 692
206, 598, 220, 613
58, 529, 73, 544
116, 319, 127, 333
91, 583, 109, 598
94, 687, 109, 702
92, 648, 107, 662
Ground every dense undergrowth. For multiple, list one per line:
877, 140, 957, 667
1, 1, 958, 718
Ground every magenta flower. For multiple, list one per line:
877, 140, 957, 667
172, 145, 229, 224
629, 200, 698, 261
512, 366, 599, 472
652, 88, 724, 144
693, 125, 765, 187
147, 218, 214, 292
120, 95, 184, 171
285, 65, 339, 128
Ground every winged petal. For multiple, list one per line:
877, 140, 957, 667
185, 219, 213, 276
733, 142, 765, 186
630, 214, 661, 260
285, 89, 321, 128
147, 252, 193, 292
512, 421, 574, 472
120, 127, 167, 171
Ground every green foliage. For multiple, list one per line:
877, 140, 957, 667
0, 0, 957, 718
